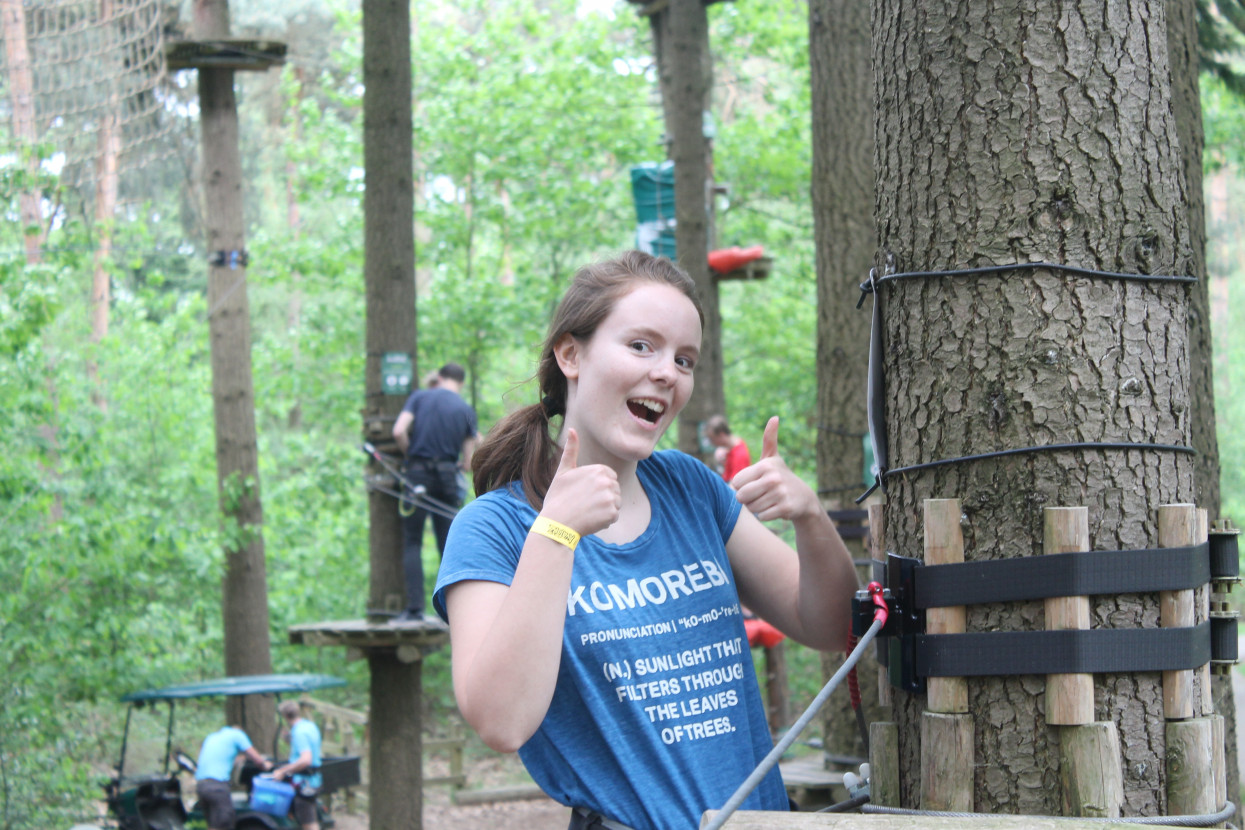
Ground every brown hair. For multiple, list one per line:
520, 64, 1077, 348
472, 251, 704, 508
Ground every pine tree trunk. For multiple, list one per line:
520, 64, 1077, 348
648, 0, 724, 459
363, 0, 415, 616
809, 0, 883, 765
873, 1, 1196, 814
194, 0, 275, 750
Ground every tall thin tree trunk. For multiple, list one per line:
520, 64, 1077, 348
1, 0, 43, 264
874, 0, 1194, 814
89, 0, 120, 411
647, 0, 723, 458
194, 0, 275, 750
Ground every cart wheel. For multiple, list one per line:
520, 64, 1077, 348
143, 804, 184, 830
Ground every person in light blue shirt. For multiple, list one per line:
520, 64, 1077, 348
194, 725, 270, 830
272, 700, 322, 830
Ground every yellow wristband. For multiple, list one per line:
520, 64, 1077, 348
530, 516, 580, 551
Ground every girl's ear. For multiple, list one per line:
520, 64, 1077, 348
553, 333, 579, 379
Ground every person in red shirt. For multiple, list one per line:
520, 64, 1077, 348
707, 414, 752, 483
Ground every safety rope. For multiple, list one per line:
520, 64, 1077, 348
703, 584, 889, 830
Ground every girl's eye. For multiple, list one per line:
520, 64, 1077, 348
629, 341, 652, 353
676, 356, 695, 370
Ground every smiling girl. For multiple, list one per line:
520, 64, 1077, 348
433, 251, 858, 830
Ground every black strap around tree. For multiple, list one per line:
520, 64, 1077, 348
913, 542, 1210, 609
916, 621, 1211, 677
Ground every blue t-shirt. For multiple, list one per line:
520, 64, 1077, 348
434, 450, 788, 830
289, 719, 322, 789
196, 726, 252, 782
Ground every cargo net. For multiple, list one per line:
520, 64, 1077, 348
1, 0, 173, 199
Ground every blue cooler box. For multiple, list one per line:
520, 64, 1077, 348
249, 776, 295, 817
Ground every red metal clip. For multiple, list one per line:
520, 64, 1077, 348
866, 580, 889, 628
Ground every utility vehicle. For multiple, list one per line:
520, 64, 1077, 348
104, 673, 360, 830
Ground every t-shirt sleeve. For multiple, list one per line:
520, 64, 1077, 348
654, 449, 742, 542
433, 490, 533, 621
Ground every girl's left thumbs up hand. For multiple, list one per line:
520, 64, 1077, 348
730, 416, 819, 522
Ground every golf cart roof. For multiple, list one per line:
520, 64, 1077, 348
121, 673, 346, 703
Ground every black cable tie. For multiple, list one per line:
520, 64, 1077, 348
854, 478, 881, 505
871, 260, 1196, 290
208, 249, 249, 269
884, 441, 1195, 481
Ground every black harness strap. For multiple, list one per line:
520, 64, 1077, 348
916, 621, 1211, 677
913, 542, 1210, 608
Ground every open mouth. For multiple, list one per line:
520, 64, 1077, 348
627, 398, 665, 424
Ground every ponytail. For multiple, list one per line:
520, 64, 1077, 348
471, 403, 560, 510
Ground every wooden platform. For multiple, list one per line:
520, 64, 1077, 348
778, 754, 847, 810
700, 813, 1177, 829
288, 617, 448, 662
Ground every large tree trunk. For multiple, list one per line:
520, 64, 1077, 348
194, 0, 275, 750
809, 0, 882, 765
647, 0, 724, 459
873, 1, 1196, 815
1166, 0, 1235, 810
361, 1, 422, 826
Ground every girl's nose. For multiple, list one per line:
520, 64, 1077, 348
650, 357, 677, 385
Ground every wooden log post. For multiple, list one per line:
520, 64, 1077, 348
869, 721, 900, 807
870, 502, 891, 709
1043, 507, 1093, 726
1159, 504, 1216, 817
1166, 717, 1216, 817
1197, 509, 1213, 717
1159, 504, 1197, 720
923, 499, 967, 715
920, 499, 972, 812
1043, 506, 1124, 818
1058, 722, 1124, 818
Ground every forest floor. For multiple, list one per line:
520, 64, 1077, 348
331, 748, 567, 830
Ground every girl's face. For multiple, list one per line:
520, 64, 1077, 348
556, 281, 701, 469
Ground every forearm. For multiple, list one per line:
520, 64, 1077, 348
452, 536, 575, 752
791, 507, 858, 651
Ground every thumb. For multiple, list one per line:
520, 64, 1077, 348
557, 428, 579, 473
760, 416, 780, 460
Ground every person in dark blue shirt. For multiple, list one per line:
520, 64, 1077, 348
391, 362, 479, 621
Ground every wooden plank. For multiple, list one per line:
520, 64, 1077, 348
777, 754, 845, 789
699, 812, 1170, 829
1158, 504, 1197, 720
1043, 507, 1093, 726
1057, 721, 1123, 817
923, 499, 967, 714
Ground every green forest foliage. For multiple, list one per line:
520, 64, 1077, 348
2, 1, 1244, 825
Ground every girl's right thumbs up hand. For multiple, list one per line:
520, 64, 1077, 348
541, 429, 621, 538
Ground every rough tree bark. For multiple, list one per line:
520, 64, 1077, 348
645, 0, 724, 458
194, 0, 275, 749
809, 0, 883, 764
873, 1, 1197, 815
